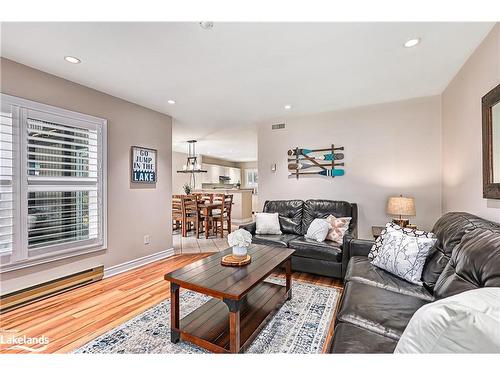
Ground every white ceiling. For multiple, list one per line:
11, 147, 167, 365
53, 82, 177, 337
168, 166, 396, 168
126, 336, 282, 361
1, 22, 494, 161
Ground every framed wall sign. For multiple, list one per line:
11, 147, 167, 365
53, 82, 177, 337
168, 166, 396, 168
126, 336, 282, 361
131, 146, 157, 183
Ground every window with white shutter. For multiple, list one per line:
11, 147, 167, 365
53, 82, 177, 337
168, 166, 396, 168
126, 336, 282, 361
0, 94, 107, 272
0, 107, 16, 264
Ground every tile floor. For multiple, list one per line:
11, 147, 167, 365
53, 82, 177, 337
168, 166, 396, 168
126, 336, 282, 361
173, 226, 239, 254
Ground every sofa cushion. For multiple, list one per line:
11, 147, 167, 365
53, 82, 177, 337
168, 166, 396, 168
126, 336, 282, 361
302, 200, 355, 235
422, 212, 500, 290
433, 228, 500, 299
263, 200, 304, 235
337, 281, 429, 340
330, 322, 397, 354
345, 256, 434, 301
252, 233, 300, 248
288, 237, 342, 262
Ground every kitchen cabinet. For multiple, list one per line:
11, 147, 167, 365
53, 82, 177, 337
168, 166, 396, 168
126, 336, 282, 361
228, 167, 241, 184
201, 164, 241, 184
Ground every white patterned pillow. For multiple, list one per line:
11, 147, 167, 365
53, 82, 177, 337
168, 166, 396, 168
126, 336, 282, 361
371, 230, 437, 285
368, 222, 435, 260
305, 218, 331, 242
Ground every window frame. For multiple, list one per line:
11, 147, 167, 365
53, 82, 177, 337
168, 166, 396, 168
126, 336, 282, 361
245, 168, 258, 187
0, 93, 107, 273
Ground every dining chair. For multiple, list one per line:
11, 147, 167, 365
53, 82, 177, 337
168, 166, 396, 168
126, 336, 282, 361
172, 195, 183, 231
212, 194, 233, 238
181, 195, 204, 238
196, 192, 214, 204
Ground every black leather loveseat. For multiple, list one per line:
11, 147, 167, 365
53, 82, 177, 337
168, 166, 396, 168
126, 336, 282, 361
240, 199, 357, 279
329, 212, 500, 353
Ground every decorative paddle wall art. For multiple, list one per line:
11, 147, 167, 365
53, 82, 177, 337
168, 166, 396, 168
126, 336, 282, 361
287, 145, 345, 179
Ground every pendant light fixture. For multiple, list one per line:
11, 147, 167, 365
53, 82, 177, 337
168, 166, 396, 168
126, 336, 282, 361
176, 140, 207, 188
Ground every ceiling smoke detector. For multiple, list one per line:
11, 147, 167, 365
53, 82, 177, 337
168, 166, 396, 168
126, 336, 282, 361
199, 22, 214, 30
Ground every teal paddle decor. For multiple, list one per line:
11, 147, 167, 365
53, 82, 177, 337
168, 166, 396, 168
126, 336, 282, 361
297, 169, 345, 177
287, 146, 344, 156
287, 153, 344, 162
288, 162, 344, 171
288, 144, 346, 179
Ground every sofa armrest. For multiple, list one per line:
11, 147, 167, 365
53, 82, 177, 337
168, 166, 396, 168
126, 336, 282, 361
341, 238, 374, 279
350, 239, 373, 257
239, 222, 256, 235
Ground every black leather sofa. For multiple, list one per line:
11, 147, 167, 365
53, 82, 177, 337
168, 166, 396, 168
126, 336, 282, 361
240, 199, 357, 279
329, 212, 500, 353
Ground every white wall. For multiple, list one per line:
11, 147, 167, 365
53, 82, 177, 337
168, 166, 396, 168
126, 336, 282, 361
172, 151, 192, 194
258, 96, 442, 239
442, 24, 500, 221
0, 58, 173, 293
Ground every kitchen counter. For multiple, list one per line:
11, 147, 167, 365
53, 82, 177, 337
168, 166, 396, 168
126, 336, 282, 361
193, 189, 253, 224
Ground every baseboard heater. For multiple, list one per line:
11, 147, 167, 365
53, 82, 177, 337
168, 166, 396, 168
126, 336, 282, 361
0, 266, 104, 313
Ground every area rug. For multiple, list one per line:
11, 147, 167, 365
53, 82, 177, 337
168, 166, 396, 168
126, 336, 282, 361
75, 277, 341, 354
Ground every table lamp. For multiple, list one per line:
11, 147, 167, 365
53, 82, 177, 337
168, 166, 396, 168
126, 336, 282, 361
387, 195, 415, 227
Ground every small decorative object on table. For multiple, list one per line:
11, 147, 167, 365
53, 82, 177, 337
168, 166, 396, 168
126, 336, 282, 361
386, 194, 416, 227
222, 229, 252, 266
183, 183, 192, 195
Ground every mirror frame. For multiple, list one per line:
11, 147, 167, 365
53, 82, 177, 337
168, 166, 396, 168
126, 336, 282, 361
482, 83, 500, 199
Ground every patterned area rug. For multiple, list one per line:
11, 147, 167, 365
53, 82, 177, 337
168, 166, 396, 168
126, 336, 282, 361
75, 277, 341, 354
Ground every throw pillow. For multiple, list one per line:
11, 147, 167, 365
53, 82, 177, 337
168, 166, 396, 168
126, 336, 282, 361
368, 222, 436, 260
305, 218, 331, 242
325, 215, 351, 243
395, 288, 500, 353
371, 229, 436, 285
255, 212, 282, 235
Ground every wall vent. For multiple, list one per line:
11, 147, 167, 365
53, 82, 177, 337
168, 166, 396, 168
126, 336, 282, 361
271, 123, 286, 130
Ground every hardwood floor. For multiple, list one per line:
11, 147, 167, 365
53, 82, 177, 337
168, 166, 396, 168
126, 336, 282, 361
0, 253, 343, 354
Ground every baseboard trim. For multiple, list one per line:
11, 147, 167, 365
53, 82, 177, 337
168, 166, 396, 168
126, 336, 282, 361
104, 248, 174, 279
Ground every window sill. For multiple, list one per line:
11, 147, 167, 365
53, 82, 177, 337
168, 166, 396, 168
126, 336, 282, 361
0, 245, 107, 273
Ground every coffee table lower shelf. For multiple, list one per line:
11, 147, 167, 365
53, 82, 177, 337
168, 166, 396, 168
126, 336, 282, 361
174, 281, 288, 353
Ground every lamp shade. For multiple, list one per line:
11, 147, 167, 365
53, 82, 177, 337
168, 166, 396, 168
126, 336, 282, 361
387, 196, 416, 216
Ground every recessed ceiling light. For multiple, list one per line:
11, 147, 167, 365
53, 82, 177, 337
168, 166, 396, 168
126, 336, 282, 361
64, 56, 81, 64
199, 22, 214, 30
404, 38, 421, 48
167, 99, 176, 105
284, 104, 292, 110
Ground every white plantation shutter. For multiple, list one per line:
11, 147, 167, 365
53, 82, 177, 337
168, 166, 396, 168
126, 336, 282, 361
25, 110, 104, 256
0, 94, 107, 271
0, 110, 15, 258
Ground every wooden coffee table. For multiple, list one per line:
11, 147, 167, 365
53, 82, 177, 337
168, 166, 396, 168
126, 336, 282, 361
164, 244, 294, 353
